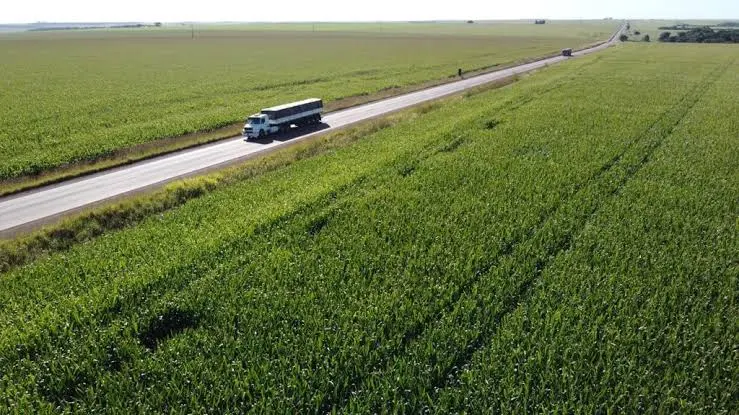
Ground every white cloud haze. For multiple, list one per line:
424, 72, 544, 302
1, 0, 737, 23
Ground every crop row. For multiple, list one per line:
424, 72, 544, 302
430, 53, 738, 413
0, 45, 736, 412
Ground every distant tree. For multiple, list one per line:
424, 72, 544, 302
658, 31, 671, 41
619, 34, 629, 42
154, 22, 162, 27
643, 34, 650, 42
467, 20, 474, 24
626, 23, 631, 30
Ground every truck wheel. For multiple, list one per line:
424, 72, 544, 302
259, 130, 266, 138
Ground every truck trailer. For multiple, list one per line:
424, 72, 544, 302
243, 98, 323, 139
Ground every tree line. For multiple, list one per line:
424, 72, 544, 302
659, 27, 739, 43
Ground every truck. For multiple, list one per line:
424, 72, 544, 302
561, 48, 573, 57
243, 98, 323, 139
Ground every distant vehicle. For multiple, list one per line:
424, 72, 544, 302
243, 98, 323, 139
562, 48, 573, 57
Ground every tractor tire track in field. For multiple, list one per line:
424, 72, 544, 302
317, 82, 660, 411
419, 60, 732, 408
308, 78, 593, 411
331, 60, 730, 412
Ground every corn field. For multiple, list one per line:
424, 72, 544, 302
0, 44, 736, 413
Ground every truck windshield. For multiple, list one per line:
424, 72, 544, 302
248, 117, 262, 124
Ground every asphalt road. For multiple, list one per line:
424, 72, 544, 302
0, 25, 624, 234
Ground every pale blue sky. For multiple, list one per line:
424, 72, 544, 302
2, 0, 737, 24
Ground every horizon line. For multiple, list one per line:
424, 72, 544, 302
2, 17, 739, 25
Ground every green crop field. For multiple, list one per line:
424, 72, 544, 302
1, 43, 737, 412
0, 21, 618, 181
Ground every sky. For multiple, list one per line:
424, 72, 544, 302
1, 0, 737, 24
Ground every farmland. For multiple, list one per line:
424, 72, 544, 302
1, 43, 737, 412
0, 21, 618, 181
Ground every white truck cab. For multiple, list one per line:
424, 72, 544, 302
243, 114, 272, 139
